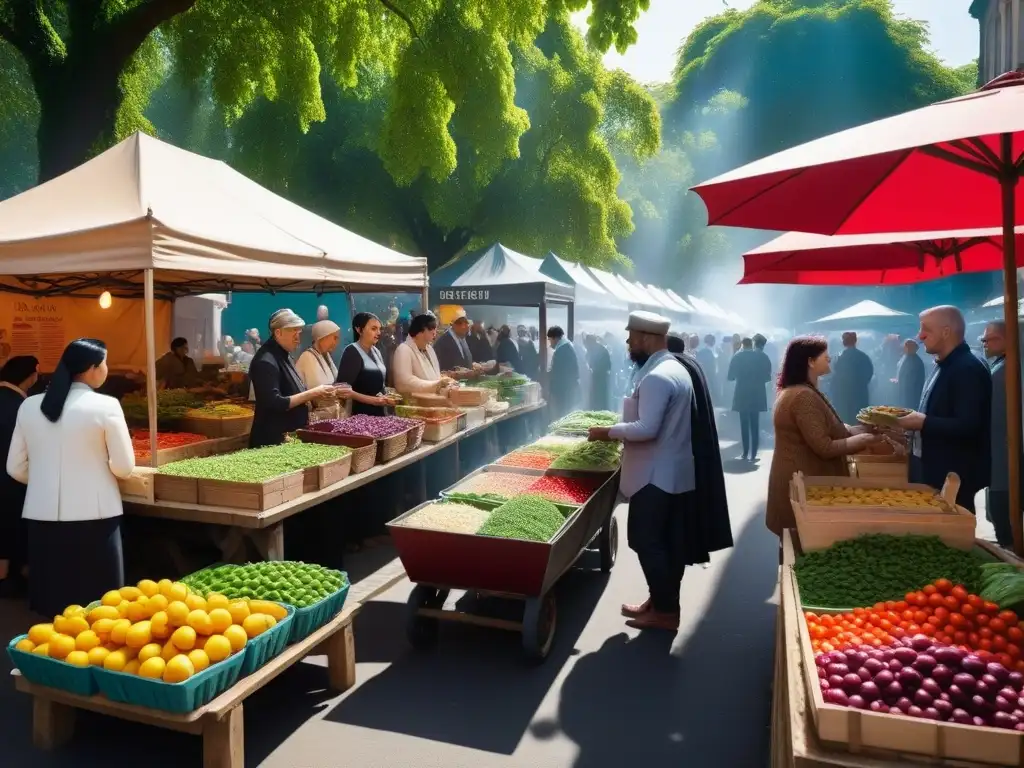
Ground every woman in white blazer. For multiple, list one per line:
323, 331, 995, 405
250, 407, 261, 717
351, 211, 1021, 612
7, 338, 135, 617
392, 313, 454, 397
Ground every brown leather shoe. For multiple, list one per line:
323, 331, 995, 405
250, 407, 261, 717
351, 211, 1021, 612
625, 610, 680, 631
621, 598, 651, 618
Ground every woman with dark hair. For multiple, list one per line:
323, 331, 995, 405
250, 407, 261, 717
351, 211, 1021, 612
336, 312, 391, 416
392, 312, 454, 397
765, 336, 881, 538
494, 325, 522, 373
7, 339, 135, 616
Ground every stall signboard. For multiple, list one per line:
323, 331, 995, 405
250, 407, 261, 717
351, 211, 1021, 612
431, 282, 573, 307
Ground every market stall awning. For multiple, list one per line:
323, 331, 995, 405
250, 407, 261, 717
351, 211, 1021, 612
612, 275, 665, 309
811, 299, 911, 324
539, 252, 626, 309
0, 132, 427, 298
430, 242, 574, 306
646, 285, 693, 313
585, 267, 642, 305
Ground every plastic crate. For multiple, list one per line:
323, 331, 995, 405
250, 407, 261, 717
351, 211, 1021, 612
240, 603, 295, 675
93, 647, 245, 713
7, 635, 98, 696
288, 581, 350, 644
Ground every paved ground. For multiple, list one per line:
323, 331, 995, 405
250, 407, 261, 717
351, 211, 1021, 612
0, 445, 808, 766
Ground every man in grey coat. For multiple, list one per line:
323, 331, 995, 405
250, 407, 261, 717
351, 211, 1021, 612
981, 321, 1021, 548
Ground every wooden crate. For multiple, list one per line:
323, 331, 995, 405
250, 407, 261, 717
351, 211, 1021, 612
849, 454, 909, 482
790, 472, 975, 552
118, 467, 158, 504
197, 471, 304, 511
138, 433, 250, 467
301, 453, 353, 494
784, 546, 1024, 766
177, 414, 253, 439
153, 474, 199, 504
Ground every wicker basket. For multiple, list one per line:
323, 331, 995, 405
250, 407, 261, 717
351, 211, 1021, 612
405, 421, 426, 452
377, 429, 410, 462
295, 430, 378, 474
448, 387, 493, 407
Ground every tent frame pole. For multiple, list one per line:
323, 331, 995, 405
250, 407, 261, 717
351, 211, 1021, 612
144, 269, 158, 469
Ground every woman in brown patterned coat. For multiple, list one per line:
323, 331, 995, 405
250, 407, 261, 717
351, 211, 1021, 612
766, 336, 882, 537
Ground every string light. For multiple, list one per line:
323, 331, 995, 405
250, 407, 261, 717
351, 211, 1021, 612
98, 291, 112, 309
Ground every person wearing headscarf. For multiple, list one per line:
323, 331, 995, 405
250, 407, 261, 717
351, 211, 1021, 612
248, 309, 337, 448
0, 355, 37, 597
7, 340, 135, 616
296, 320, 348, 421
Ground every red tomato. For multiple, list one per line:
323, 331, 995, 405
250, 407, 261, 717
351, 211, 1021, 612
951, 585, 969, 602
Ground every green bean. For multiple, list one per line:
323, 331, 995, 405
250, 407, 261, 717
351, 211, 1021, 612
159, 442, 351, 482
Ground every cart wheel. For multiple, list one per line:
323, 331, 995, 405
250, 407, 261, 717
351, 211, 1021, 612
522, 592, 557, 661
599, 514, 619, 573
406, 585, 448, 650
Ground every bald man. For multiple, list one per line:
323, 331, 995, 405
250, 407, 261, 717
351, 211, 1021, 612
896, 305, 991, 512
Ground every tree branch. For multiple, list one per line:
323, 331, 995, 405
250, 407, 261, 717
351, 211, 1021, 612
378, 0, 420, 40
0, 0, 59, 66
104, 0, 197, 62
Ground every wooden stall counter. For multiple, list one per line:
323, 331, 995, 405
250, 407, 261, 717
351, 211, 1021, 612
13, 601, 362, 768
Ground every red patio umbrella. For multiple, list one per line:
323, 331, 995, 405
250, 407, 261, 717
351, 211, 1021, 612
692, 69, 1024, 553
740, 227, 1024, 286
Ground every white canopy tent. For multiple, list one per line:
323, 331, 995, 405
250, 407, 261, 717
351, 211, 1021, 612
811, 299, 911, 324
585, 267, 640, 305
646, 285, 693, 314
540, 252, 627, 310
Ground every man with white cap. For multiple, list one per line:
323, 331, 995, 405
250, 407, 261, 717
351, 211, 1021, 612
248, 309, 339, 448
589, 310, 697, 631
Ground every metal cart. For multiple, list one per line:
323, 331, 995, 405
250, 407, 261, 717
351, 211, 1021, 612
387, 468, 620, 660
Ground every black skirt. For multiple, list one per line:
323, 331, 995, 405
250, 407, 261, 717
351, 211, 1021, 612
27, 517, 124, 618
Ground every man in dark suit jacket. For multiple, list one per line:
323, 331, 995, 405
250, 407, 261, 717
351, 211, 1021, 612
831, 331, 874, 424
0, 355, 37, 596
896, 339, 926, 411
897, 306, 991, 512
546, 326, 579, 420
433, 312, 475, 373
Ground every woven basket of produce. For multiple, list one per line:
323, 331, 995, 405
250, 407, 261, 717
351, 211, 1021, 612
295, 430, 377, 474
405, 421, 426, 452
377, 429, 410, 462
448, 387, 493, 407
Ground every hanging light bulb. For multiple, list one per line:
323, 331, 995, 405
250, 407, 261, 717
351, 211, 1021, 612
98, 291, 112, 309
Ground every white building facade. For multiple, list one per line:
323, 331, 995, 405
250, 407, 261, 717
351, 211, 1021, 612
971, 0, 1024, 84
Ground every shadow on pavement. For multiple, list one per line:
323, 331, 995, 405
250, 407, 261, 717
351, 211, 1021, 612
531, 511, 779, 768
325, 564, 610, 755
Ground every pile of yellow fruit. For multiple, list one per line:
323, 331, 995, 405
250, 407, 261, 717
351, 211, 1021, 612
14, 578, 288, 684
805, 486, 946, 509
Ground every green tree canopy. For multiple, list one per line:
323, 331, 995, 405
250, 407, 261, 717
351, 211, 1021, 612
0, 0, 651, 184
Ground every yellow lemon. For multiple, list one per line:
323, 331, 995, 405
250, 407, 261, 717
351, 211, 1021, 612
62, 604, 85, 618
161, 639, 179, 662
15, 638, 34, 652
242, 614, 275, 638
157, 578, 175, 598
87, 605, 119, 623
171, 625, 196, 651
222, 624, 248, 653
227, 600, 250, 625
138, 642, 163, 662
163, 654, 194, 683
110, 619, 132, 646
206, 593, 230, 611
187, 609, 213, 636
247, 600, 288, 621
116, 600, 131, 618
53, 615, 71, 635
137, 579, 159, 598
48, 634, 75, 660
103, 649, 129, 671
65, 650, 90, 667
147, 594, 168, 613
63, 615, 89, 638
167, 582, 189, 603
187, 649, 210, 672
150, 611, 171, 639
208, 608, 233, 634
126, 597, 151, 623
126, 620, 152, 649
184, 593, 207, 612
203, 634, 232, 662
75, 630, 101, 652
87, 646, 110, 666
32, 643, 49, 656
28, 623, 54, 645
92, 617, 117, 636
138, 657, 166, 679
122, 659, 141, 675
101, 590, 123, 607
166, 601, 190, 627
119, 585, 142, 601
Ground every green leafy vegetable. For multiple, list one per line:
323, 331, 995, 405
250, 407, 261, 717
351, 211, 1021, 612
548, 410, 619, 435
550, 440, 622, 471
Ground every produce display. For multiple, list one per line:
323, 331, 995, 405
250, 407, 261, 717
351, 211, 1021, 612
130, 430, 207, 460
159, 442, 350, 482
308, 415, 412, 439
980, 562, 1024, 611
795, 535, 985, 607
394, 502, 493, 534
549, 440, 622, 471
448, 471, 538, 500
525, 475, 600, 506
395, 406, 461, 422
477, 375, 529, 402
477, 495, 567, 542
857, 405, 912, 426
805, 486, 945, 509
183, 561, 346, 608
495, 448, 560, 469
121, 389, 203, 422
548, 410, 619, 435
13, 579, 285, 683
184, 403, 253, 418
530, 436, 580, 453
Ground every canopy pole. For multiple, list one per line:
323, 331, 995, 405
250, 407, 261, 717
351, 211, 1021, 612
144, 269, 159, 469
567, 301, 575, 341
539, 300, 549, 386
422, 264, 429, 314
1000, 132, 1023, 556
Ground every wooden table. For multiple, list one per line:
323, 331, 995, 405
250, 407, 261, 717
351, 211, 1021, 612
124, 402, 547, 564
13, 601, 362, 768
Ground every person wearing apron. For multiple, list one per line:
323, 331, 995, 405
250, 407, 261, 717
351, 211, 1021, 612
336, 313, 391, 416
589, 312, 697, 631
